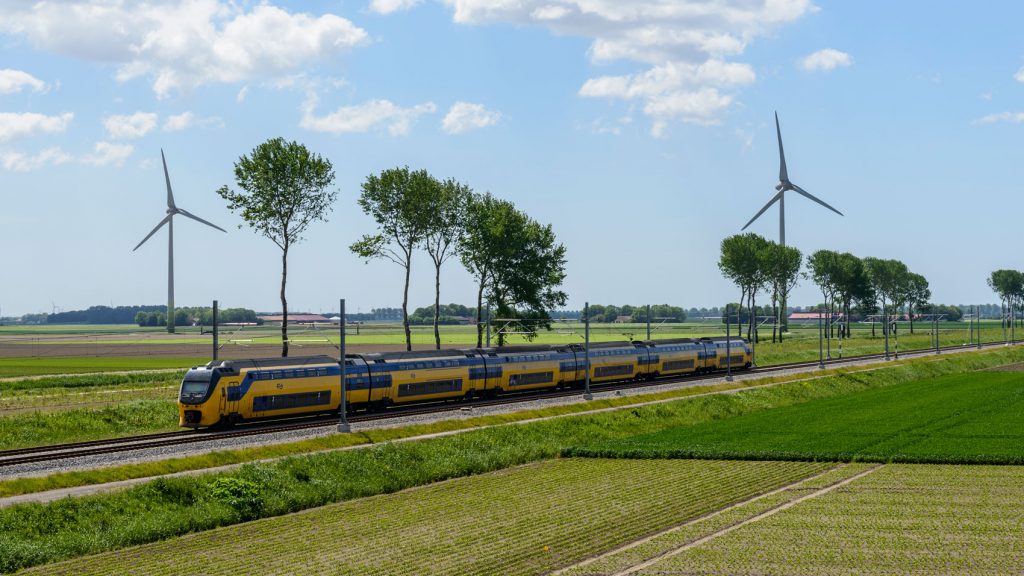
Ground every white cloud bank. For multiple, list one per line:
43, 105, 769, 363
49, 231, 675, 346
104, 112, 158, 139
0, 111, 73, 142
977, 112, 1024, 124
301, 95, 437, 136
81, 141, 134, 167
369, 0, 423, 15
442, 102, 500, 134
0, 147, 70, 171
421, 0, 816, 136
163, 112, 194, 131
0, 1, 368, 98
0, 69, 47, 94
801, 48, 853, 72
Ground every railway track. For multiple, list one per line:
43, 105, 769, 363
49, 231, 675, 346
0, 341, 1009, 468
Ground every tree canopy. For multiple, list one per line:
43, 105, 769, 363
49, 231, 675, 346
217, 137, 337, 357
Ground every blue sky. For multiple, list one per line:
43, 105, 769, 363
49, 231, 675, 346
1, 1, 1022, 316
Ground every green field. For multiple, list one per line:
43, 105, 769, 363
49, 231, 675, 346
0, 357, 206, 377
22, 459, 829, 576
635, 464, 1024, 575
566, 371, 1024, 464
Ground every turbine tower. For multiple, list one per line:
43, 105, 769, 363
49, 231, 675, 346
133, 150, 226, 333
742, 112, 843, 246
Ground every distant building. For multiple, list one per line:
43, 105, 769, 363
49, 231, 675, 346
788, 312, 845, 324
614, 315, 633, 324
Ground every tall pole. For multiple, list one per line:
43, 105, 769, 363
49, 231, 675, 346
584, 302, 592, 400
1012, 303, 1016, 345
977, 306, 982, 350
818, 308, 824, 369
167, 216, 175, 333
884, 303, 890, 360
646, 304, 651, 340
338, 298, 350, 433
212, 299, 219, 362
726, 304, 733, 381
485, 301, 491, 348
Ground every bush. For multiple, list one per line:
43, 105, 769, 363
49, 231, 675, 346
209, 476, 263, 520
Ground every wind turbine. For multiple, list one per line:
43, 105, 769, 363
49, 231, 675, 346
741, 112, 843, 246
133, 150, 226, 333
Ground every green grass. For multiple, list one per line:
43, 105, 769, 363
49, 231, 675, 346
19, 459, 829, 576
0, 401, 180, 449
0, 349, 1021, 572
566, 371, 1024, 464
0, 357, 204, 377
642, 464, 1024, 575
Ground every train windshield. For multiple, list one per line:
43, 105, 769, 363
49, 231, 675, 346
181, 370, 213, 394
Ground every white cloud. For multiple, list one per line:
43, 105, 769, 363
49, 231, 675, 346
163, 112, 194, 131
0, 111, 73, 142
801, 48, 853, 72
1015, 68, 1024, 83
442, 102, 501, 134
81, 141, 134, 167
432, 0, 815, 134
0, 147, 70, 171
976, 112, 1024, 125
301, 94, 436, 136
1, 1, 368, 98
369, 0, 423, 15
0, 69, 47, 94
104, 112, 158, 139
236, 86, 249, 103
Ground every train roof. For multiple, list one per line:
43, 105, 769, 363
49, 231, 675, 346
205, 355, 339, 371
360, 348, 476, 362
643, 338, 699, 345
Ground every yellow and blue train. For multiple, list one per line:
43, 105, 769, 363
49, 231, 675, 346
178, 337, 752, 428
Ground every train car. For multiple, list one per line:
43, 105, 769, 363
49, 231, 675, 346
698, 337, 752, 370
358, 348, 481, 408
179, 355, 341, 428
485, 345, 564, 393
582, 341, 645, 384
645, 338, 703, 378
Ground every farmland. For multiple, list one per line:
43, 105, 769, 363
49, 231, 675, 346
0, 321, 1010, 377
0, 348, 1021, 573
631, 464, 1024, 575
566, 371, 1024, 464
21, 459, 830, 576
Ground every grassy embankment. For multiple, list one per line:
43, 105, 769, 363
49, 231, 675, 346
0, 347, 1021, 572
565, 371, 1024, 464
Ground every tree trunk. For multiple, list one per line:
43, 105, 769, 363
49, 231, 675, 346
909, 304, 915, 334
433, 262, 442, 350
280, 245, 289, 358
475, 279, 485, 348
402, 256, 412, 352
771, 288, 778, 344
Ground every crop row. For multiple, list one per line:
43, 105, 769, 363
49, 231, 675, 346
27, 459, 829, 576
641, 463, 1024, 575
567, 371, 1024, 465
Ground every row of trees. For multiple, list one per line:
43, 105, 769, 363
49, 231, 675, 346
134, 307, 258, 327
719, 233, 934, 343
582, 304, 687, 323
987, 269, 1024, 328
351, 167, 567, 350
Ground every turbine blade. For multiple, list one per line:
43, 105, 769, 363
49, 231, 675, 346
162, 149, 176, 210
776, 112, 788, 182
176, 208, 227, 233
741, 190, 783, 230
791, 183, 844, 217
133, 214, 172, 251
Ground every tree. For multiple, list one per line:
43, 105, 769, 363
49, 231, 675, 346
718, 233, 770, 341
904, 272, 931, 333
351, 167, 433, 351
218, 137, 337, 357
988, 269, 1024, 336
460, 193, 512, 347
807, 250, 843, 342
864, 257, 909, 343
423, 178, 470, 349
460, 193, 567, 346
832, 253, 873, 339
763, 242, 802, 343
